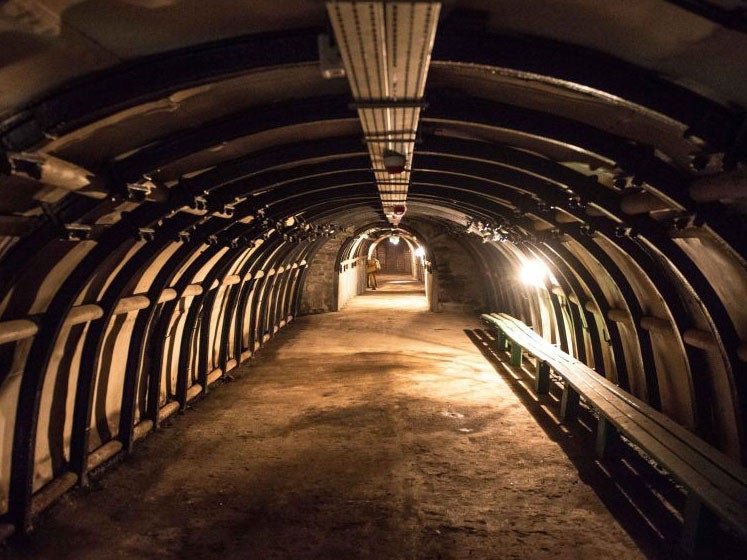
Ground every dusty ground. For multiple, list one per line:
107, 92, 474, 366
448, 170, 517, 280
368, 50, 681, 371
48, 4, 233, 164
3, 275, 653, 559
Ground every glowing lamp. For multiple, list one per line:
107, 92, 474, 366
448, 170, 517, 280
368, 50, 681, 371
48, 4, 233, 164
414, 247, 425, 258
520, 259, 550, 287
383, 149, 406, 174
389, 235, 400, 246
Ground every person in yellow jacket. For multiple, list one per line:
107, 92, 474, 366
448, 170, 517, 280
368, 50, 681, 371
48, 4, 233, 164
367, 257, 381, 289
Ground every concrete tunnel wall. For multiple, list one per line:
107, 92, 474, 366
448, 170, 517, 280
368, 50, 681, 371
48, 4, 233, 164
0, 1, 746, 540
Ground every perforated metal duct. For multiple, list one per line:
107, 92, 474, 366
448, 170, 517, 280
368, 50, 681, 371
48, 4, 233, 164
327, 1, 440, 224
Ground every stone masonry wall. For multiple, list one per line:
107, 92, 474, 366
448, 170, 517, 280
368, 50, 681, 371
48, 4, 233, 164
299, 237, 345, 315
411, 220, 488, 313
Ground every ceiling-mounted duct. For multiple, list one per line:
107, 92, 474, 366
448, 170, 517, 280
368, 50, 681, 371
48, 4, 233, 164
326, 1, 441, 224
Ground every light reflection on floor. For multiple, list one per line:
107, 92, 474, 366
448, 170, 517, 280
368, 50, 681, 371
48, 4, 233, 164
359, 274, 427, 308
370, 273, 424, 291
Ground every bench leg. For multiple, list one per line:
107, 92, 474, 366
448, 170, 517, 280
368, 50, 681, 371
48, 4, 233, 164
510, 342, 523, 367
560, 383, 579, 421
536, 361, 550, 395
680, 494, 718, 557
495, 330, 508, 351
595, 416, 619, 459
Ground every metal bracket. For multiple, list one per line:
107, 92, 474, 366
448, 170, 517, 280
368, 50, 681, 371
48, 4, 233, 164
363, 136, 419, 144
136, 227, 156, 242
126, 177, 168, 203
177, 228, 194, 243
371, 168, 411, 174
350, 99, 427, 110
191, 195, 209, 213
62, 223, 92, 241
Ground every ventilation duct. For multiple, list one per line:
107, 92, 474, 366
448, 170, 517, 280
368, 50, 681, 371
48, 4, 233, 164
326, 1, 440, 224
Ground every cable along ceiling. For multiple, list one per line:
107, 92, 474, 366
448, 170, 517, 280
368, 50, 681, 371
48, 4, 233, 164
326, 1, 441, 225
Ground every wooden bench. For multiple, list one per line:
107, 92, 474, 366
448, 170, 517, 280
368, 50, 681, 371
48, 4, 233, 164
481, 312, 747, 555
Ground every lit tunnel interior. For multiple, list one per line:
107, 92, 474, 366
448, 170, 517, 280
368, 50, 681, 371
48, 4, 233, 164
0, 0, 746, 544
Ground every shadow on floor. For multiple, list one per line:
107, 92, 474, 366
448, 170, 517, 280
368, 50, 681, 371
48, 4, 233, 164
465, 328, 744, 560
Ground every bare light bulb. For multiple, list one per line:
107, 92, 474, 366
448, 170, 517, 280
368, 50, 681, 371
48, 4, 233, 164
520, 259, 549, 287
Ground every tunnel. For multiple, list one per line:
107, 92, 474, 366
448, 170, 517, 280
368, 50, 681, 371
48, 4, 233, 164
0, 1, 746, 558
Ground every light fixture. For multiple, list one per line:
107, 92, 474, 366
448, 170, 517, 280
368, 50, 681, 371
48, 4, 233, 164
318, 34, 346, 79
414, 247, 425, 258
389, 235, 400, 246
383, 149, 406, 174
519, 259, 550, 287
465, 217, 512, 243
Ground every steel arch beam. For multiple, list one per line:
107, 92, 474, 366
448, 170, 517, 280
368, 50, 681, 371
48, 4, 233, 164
1, 27, 737, 154
407, 182, 724, 440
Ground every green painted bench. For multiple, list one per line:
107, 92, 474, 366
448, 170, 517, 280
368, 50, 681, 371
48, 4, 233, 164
482, 312, 747, 556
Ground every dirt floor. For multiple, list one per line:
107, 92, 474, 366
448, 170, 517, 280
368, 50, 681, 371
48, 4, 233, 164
3, 275, 662, 559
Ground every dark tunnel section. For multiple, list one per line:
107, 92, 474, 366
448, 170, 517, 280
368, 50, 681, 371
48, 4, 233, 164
0, 16, 745, 541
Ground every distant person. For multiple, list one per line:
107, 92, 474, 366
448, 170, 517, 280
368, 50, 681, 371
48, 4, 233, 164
367, 257, 381, 289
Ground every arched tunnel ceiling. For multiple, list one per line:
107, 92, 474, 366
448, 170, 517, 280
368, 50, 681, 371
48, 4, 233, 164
0, 0, 746, 114
0, 2, 745, 382
0, 0, 747, 537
